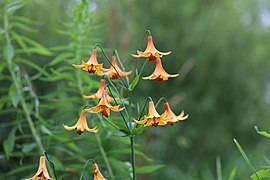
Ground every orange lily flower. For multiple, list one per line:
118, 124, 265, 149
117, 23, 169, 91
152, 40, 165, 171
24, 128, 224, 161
142, 58, 179, 81
132, 35, 171, 61
85, 90, 124, 117
161, 102, 188, 126
134, 101, 166, 127
63, 110, 98, 135
83, 79, 115, 101
72, 49, 103, 74
101, 55, 132, 79
27, 156, 53, 180
93, 163, 107, 180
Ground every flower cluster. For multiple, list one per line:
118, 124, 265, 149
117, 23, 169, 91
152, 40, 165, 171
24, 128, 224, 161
132, 34, 179, 81
64, 48, 130, 134
134, 101, 188, 127
26, 31, 188, 180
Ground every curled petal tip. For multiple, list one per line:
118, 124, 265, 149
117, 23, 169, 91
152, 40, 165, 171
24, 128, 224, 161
63, 124, 74, 130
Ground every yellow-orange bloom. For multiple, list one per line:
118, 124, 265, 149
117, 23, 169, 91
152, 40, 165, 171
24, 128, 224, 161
132, 35, 171, 61
63, 110, 98, 135
102, 55, 132, 79
143, 58, 179, 81
134, 101, 166, 127
85, 90, 124, 117
84, 79, 115, 101
72, 49, 103, 74
27, 156, 53, 180
161, 102, 188, 126
93, 163, 107, 180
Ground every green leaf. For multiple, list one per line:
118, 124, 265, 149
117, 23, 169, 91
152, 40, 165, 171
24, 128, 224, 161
228, 166, 237, 180
16, 36, 52, 56
3, 44, 14, 63
22, 143, 36, 153
11, 89, 19, 108
11, 32, 28, 51
254, 126, 270, 139
7, 0, 29, 15
40, 125, 52, 135
233, 139, 261, 180
12, 22, 37, 33
8, 164, 36, 175
131, 126, 144, 136
15, 58, 50, 77
3, 127, 17, 159
136, 164, 165, 174
251, 169, 270, 179
129, 75, 140, 91
49, 52, 74, 66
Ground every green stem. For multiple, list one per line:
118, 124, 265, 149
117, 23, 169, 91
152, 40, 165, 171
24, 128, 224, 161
106, 84, 130, 130
155, 97, 167, 107
79, 158, 95, 180
136, 97, 152, 128
95, 44, 129, 89
130, 136, 136, 180
102, 116, 121, 131
3, 4, 44, 153
114, 50, 130, 86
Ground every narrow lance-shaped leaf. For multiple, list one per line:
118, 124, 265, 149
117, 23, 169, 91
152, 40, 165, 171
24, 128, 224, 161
3, 127, 17, 159
254, 126, 270, 139
136, 164, 165, 174
233, 139, 261, 180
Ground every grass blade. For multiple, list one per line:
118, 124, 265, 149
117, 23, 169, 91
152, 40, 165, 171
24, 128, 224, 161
233, 138, 261, 180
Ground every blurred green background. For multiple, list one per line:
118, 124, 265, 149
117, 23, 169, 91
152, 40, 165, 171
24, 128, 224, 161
1, 0, 270, 179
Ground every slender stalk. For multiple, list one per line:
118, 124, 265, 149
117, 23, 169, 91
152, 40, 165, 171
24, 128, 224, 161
106, 84, 130, 130
155, 97, 167, 107
95, 44, 129, 89
79, 158, 95, 180
3, 4, 44, 153
102, 116, 121, 131
130, 136, 136, 180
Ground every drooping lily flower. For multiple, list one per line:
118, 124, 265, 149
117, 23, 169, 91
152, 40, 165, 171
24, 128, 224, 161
161, 102, 188, 126
134, 101, 166, 127
72, 49, 103, 74
101, 55, 132, 79
93, 163, 107, 180
143, 58, 179, 81
26, 156, 53, 180
85, 90, 124, 117
132, 35, 171, 61
84, 79, 115, 101
63, 110, 98, 135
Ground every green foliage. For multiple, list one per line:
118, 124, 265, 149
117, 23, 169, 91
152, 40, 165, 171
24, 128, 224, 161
2, 0, 270, 179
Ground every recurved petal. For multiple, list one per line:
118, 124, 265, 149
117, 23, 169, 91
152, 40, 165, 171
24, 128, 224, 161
109, 105, 124, 112
72, 64, 85, 68
83, 95, 96, 99
158, 51, 171, 56
176, 111, 189, 120
85, 125, 98, 133
168, 73, 179, 78
63, 124, 77, 130
142, 74, 156, 80
131, 53, 142, 58
134, 118, 148, 124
